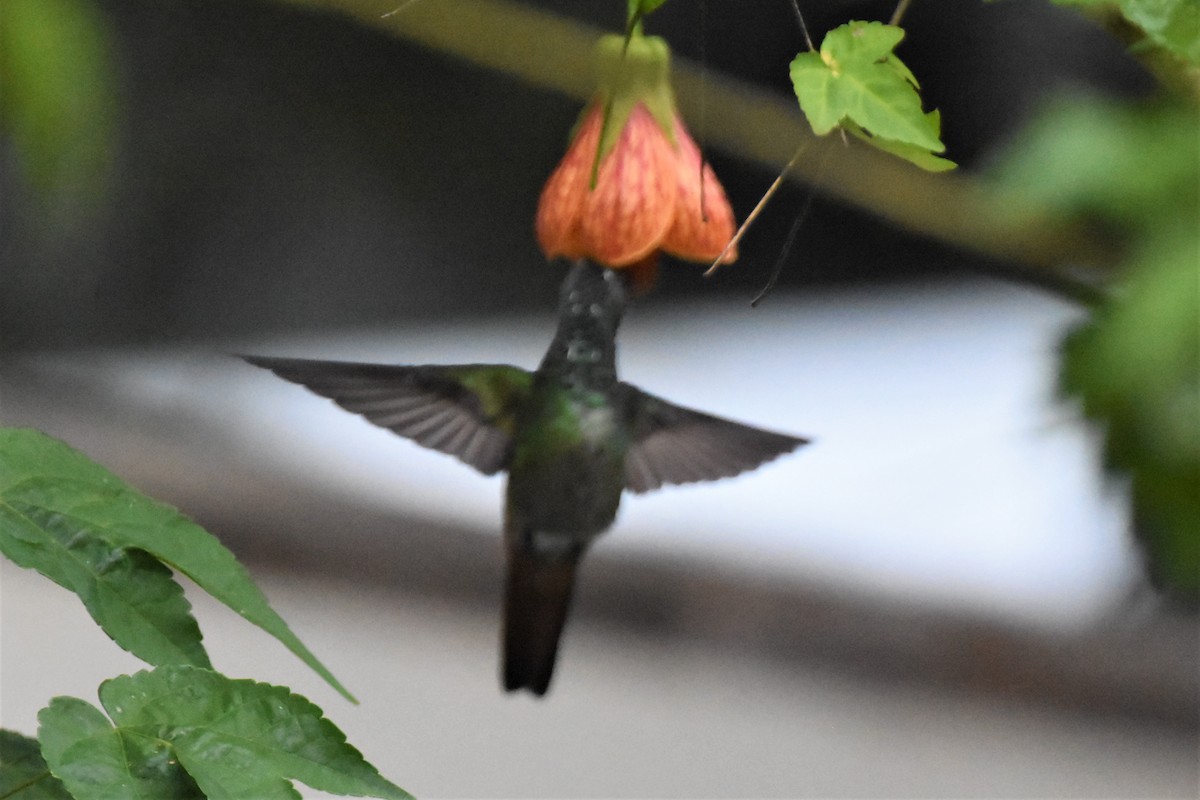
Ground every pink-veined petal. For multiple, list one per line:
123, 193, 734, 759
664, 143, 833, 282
661, 116, 737, 264
535, 104, 605, 260
578, 104, 677, 268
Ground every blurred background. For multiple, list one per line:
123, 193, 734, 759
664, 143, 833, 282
2, 0, 1197, 797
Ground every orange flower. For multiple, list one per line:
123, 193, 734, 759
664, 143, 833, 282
535, 34, 737, 273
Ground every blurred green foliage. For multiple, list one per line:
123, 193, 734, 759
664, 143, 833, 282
0, 0, 117, 203
995, 96, 1199, 600
1057, 0, 1200, 63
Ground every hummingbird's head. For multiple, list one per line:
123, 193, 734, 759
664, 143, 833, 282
559, 260, 627, 332
542, 261, 625, 381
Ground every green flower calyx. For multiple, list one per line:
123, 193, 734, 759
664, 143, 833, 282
591, 32, 678, 161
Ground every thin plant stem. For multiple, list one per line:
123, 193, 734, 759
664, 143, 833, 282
751, 199, 807, 307
705, 139, 812, 276
889, 0, 914, 26
789, 0, 815, 51
750, 139, 834, 306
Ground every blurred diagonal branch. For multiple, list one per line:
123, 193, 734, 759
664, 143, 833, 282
281, 0, 1115, 292
0, 0, 117, 206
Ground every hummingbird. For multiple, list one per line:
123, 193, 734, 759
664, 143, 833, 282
243, 261, 807, 696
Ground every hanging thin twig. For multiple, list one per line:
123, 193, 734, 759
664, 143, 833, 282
706, 2, 817, 283
749, 140, 834, 306
788, 0, 816, 51
741, 0, 909, 302
704, 140, 812, 276
889, 0, 915, 26
750, 199, 808, 307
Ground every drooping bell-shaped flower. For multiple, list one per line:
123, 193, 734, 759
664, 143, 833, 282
536, 33, 737, 274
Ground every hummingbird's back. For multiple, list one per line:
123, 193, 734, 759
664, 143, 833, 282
502, 261, 630, 695
500, 379, 630, 696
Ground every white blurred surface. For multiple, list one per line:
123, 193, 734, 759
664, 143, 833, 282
4, 561, 1195, 799
45, 279, 1136, 627
6, 278, 1194, 799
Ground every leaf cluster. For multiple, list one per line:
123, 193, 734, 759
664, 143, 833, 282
1054, 0, 1199, 64
990, 33, 1199, 598
0, 429, 351, 701
0, 429, 408, 799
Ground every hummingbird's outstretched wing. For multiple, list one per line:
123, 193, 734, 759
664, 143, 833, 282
242, 355, 532, 475
621, 386, 808, 493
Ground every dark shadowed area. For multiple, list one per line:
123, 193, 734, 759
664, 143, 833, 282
0, 0, 1152, 350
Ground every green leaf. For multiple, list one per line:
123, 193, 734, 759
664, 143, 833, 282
789, 21, 951, 170
0, 428, 355, 702
37, 696, 204, 800
0, 730, 72, 800
0, 0, 116, 200
37, 668, 411, 800
844, 114, 957, 173
822, 19, 906, 65
0, 500, 211, 669
885, 53, 920, 88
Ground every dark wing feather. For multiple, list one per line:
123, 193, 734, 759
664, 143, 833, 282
621, 384, 809, 494
242, 355, 532, 475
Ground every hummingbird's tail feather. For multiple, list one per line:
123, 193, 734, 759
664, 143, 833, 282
503, 543, 579, 696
